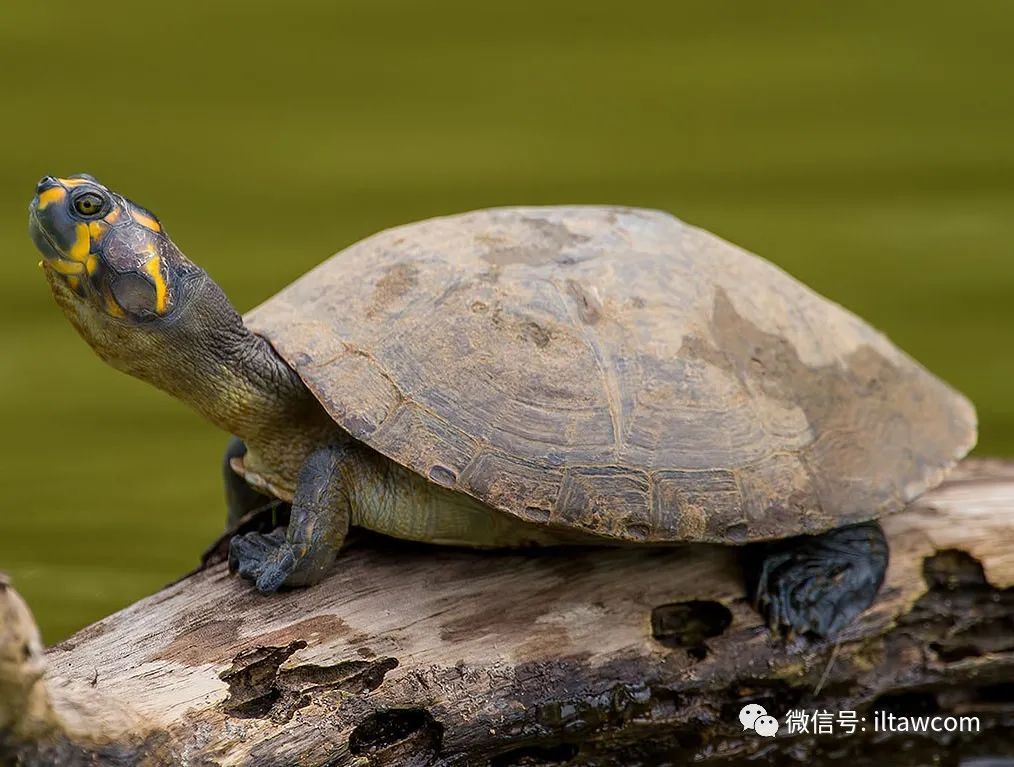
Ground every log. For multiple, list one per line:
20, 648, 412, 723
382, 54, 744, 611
3, 458, 1014, 766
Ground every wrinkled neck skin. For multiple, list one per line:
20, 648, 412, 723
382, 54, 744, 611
45, 268, 338, 484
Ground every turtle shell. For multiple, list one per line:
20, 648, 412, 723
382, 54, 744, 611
245, 207, 976, 544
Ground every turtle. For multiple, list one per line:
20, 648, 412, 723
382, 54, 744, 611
28, 174, 977, 638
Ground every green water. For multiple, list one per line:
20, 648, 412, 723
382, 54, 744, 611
0, 1, 1011, 643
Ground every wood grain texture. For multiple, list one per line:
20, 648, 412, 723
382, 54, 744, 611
2, 459, 1013, 766
246, 207, 976, 543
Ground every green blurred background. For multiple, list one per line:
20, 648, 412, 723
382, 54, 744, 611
0, 1, 1011, 643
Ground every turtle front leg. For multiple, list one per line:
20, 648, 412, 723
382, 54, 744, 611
229, 444, 352, 593
748, 521, 888, 639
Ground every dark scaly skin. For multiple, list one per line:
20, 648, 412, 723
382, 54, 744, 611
748, 522, 888, 638
29, 174, 889, 636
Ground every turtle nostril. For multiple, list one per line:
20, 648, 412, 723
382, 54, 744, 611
36, 176, 58, 194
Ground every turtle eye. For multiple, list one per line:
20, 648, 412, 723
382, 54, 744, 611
73, 192, 106, 218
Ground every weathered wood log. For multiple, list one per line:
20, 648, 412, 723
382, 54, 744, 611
3, 458, 1014, 766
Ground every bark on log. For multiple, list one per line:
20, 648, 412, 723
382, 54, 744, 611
3, 458, 1014, 767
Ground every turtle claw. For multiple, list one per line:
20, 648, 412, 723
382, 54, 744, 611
229, 528, 299, 593
751, 522, 888, 639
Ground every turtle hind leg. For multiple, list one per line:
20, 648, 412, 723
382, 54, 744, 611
746, 521, 888, 639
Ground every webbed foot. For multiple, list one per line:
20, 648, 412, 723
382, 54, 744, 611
750, 522, 888, 639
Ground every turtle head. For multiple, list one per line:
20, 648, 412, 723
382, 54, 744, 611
29, 174, 201, 324
28, 175, 321, 448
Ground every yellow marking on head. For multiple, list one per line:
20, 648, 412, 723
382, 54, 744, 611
105, 207, 122, 224
37, 187, 66, 210
68, 223, 90, 262
88, 220, 106, 242
85, 255, 98, 275
59, 177, 89, 188
143, 255, 169, 314
48, 258, 86, 275
101, 284, 126, 318
67, 275, 81, 293
129, 208, 162, 232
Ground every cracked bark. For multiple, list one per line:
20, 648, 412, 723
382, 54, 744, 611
2, 459, 1014, 767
